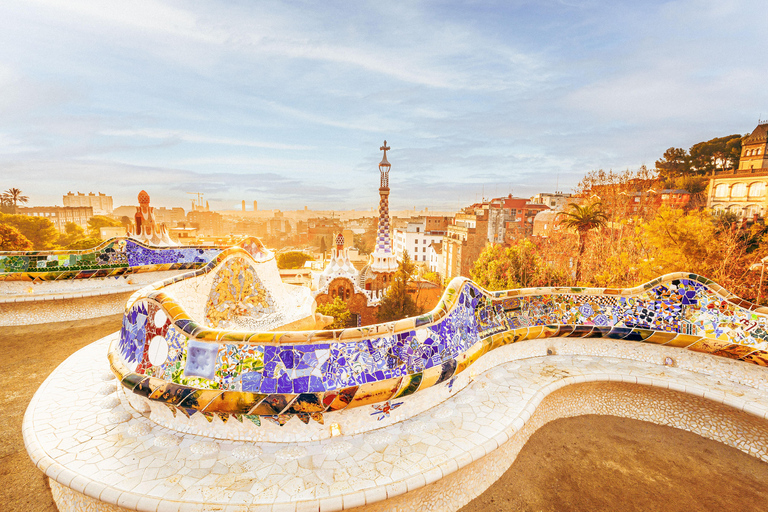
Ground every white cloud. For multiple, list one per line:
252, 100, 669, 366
100, 129, 315, 151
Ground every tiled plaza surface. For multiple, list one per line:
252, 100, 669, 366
24, 334, 768, 512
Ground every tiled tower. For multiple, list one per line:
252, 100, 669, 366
370, 141, 399, 276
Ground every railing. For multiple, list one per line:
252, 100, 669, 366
713, 167, 768, 177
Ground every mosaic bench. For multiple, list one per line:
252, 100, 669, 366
0, 236, 239, 281
23, 245, 768, 511
112, 250, 768, 436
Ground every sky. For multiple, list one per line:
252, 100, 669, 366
0, 0, 767, 212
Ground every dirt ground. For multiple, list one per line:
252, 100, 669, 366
460, 415, 768, 512
0, 314, 123, 512
3, 317, 768, 512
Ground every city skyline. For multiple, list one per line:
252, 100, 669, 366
1, 1, 767, 210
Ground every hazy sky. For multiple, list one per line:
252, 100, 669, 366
1, 1, 767, 211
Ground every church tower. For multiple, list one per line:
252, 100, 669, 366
368, 141, 398, 283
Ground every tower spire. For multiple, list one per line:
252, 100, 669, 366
379, 140, 391, 189
370, 140, 398, 275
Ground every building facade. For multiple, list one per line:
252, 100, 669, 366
18, 206, 93, 231
708, 122, 768, 218
530, 192, 573, 210
63, 192, 113, 215
393, 216, 449, 265
442, 206, 489, 281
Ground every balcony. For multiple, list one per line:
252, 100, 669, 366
713, 167, 768, 177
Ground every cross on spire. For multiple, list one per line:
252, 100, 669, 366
379, 140, 391, 171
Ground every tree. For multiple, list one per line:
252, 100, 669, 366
2, 188, 29, 212
689, 134, 743, 175
353, 233, 372, 254
421, 271, 442, 286
557, 202, 608, 284
655, 134, 744, 179
316, 297, 352, 329
277, 251, 314, 269
0, 224, 32, 251
65, 237, 104, 250
470, 239, 564, 291
377, 250, 419, 322
655, 147, 691, 179
673, 175, 709, 208
57, 222, 86, 247
87, 215, 121, 237
0, 213, 59, 250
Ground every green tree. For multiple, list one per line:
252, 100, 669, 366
655, 147, 691, 179
0, 212, 59, 250
353, 233, 371, 254
87, 215, 122, 237
673, 175, 709, 208
66, 237, 104, 250
470, 239, 563, 291
421, 271, 442, 286
55, 222, 105, 250
557, 202, 608, 284
57, 222, 86, 248
0, 224, 33, 251
2, 188, 29, 213
377, 250, 419, 322
689, 134, 743, 175
316, 297, 352, 329
277, 251, 314, 269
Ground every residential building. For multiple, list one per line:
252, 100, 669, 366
393, 216, 449, 265
153, 207, 186, 226
708, 122, 768, 218
18, 206, 93, 231
187, 210, 226, 237
427, 242, 443, 276
442, 205, 489, 280
530, 192, 573, 210
487, 195, 550, 244
63, 192, 113, 215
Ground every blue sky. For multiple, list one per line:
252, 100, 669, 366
1, 0, 767, 211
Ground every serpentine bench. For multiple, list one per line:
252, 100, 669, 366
24, 243, 768, 511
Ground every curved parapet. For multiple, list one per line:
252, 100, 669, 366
109, 268, 768, 429
0, 237, 264, 281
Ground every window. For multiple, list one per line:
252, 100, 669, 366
714, 184, 729, 197
423, 239, 426, 244
415, 239, 418, 244
749, 182, 765, 198
746, 204, 761, 218
731, 183, 746, 197
416, 227, 420, 233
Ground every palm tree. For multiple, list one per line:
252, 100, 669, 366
3, 188, 29, 213
557, 202, 608, 284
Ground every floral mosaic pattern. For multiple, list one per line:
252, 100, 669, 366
113, 263, 768, 426
204, 257, 274, 329
0, 237, 225, 281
